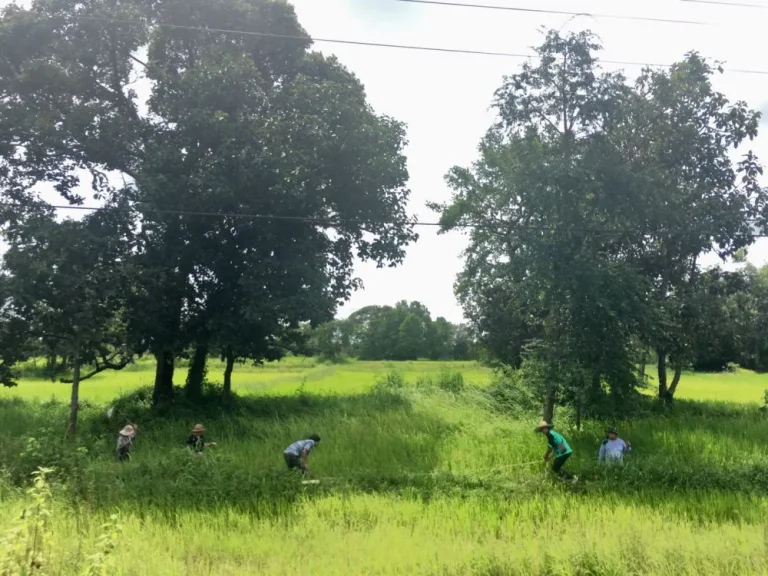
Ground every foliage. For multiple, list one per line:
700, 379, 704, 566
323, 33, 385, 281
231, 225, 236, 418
373, 368, 406, 391
0, 208, 134, 434
0, 0, 416, 407
0, 467, 54, 576
434, 29, 767, 418
308, 302, 478, 362
414, 366, 465, 394
81, 514, 121, 576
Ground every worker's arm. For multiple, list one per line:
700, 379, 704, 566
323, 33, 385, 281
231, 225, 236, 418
301, 448, 310, 466
543, 447, 553, 461
598, 443, 606, 461
623, 440, 631, 453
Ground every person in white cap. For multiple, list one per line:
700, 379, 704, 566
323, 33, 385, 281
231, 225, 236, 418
186, 423, 217, 455
116, 424, 138, 462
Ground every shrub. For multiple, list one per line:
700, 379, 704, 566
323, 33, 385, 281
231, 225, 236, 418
373, 369, 405, 391
436, 367, 464, 394
486, 371, 539, 416
0, 467, 54, 575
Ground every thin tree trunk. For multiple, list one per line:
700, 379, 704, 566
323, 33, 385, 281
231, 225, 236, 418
223, 346, 235, 403
153, 350, 175, 405
67, 357, 81, 437
575, 399, 582, 431
185, 344, 208, 399
638, 349, 647, 384
590, 371, 602, 403
543, 391, 555, 423
667, 360, 683, 401
657, 348, 667, 401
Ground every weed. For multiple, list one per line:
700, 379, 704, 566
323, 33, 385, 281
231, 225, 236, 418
0, 468, 54, 576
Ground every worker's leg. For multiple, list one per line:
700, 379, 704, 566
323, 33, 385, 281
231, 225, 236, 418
551, 453, 574, 480
284, 453, 300, 470
284, 453, 307, 473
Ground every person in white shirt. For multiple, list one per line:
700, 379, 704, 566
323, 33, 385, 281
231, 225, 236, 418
283, 434, 320, 474
598, 427, 631, 463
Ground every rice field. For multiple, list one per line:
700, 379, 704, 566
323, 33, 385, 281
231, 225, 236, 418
1, 360, 767, 575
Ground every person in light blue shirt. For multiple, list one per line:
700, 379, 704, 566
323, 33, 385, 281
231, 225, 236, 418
283, 434, 321, 474
598, 427, 631, 463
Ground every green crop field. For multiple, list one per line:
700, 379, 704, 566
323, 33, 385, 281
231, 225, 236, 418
1, 360, 768, 575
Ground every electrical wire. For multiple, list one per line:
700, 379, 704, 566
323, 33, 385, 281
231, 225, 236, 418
2, 202, 765, 238
72, 15, 768, 76
680, 0, 768, 8
394, 0, 710, 26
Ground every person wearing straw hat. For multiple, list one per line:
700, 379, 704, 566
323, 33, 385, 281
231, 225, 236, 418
186, 424, 217, 455
283, 434, 321, 475
598, 427, 631, 464
115, 423, 138, 462
534, 421, 577, 482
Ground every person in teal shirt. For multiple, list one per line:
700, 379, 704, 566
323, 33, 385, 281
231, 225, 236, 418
534, 421, 577, 482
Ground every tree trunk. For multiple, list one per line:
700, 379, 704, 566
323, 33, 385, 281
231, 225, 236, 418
543, 391, 555, 423
656, 348, 667, 401
638, 349, 647, 384
590, 371, 602, 403
185, 344, 208, 399
223, 346, 235, 403
575, 399, 582, 431
153, 350, 175, 405
66, 357, 81, 437
667, 360, 683, 401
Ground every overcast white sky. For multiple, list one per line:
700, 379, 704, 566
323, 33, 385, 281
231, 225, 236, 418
4, 0, 768, 324
288, 0, 768, 323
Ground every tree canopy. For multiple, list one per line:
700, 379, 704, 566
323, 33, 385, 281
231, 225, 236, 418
434, 30, 766, 418
0, 0, 416, 416
306, 301, 477, 362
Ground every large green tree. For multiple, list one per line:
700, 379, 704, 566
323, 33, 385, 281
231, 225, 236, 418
434, 30, 648, 420
619, 55, 765, 401
0, 0, 416, 405
1, 205, 134, 434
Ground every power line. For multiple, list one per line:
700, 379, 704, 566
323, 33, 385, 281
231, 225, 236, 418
680, 0, 768, 8
74, 15, 768, 76
395, 0, 710, 26
3, 202, 765, 238
76, 15, 530, 59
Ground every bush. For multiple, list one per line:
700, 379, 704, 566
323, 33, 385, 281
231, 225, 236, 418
373, 368, 406, 391
486, 371, 539, 416
436, 367, 464, 394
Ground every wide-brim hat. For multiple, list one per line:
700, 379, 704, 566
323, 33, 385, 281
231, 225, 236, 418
533, 420, 553, 432
119, 425, 135, 437
191, 424, 206, 434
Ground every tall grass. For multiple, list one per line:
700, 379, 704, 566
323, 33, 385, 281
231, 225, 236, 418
1, 362, 767, 574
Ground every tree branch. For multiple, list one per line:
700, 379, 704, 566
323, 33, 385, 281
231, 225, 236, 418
59, 353, 131, 383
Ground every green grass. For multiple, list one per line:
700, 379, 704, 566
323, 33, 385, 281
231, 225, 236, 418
1, 360, 768, 575
0, 358, 492, 401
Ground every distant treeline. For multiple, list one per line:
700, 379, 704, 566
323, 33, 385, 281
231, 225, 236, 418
685, 263, 768, 373
301, 301, 478, 362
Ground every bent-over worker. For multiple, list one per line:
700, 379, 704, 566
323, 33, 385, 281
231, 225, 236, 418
534, 420, 577, 482
283, 434, 321, 474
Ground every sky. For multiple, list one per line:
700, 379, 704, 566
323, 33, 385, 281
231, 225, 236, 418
287, 0, 768, 323
3, 0, 768, 324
